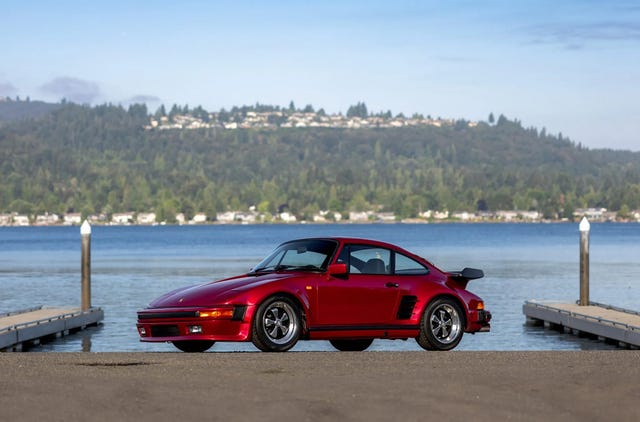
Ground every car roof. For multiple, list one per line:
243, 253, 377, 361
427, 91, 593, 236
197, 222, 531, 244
280, 237, 438, 270
283, 237, 403, 250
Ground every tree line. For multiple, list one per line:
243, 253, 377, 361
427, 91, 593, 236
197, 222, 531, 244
1, 101, 640, 221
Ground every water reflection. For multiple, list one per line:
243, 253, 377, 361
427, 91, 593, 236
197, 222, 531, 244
522, 324, 619, 351
30, 323, 622, 353
82, 334, 92, 352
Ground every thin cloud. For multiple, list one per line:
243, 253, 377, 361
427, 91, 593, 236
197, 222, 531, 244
526, 21, 640, 49
39, 77, 101, 104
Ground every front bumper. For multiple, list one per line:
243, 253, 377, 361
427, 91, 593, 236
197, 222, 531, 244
136, 305, 252, 343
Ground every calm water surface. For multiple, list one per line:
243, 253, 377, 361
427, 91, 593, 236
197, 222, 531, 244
1, 223, 639, 352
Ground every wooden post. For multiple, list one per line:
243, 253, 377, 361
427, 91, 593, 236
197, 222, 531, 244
579, 217, 590, 306
81, 220, 92, 311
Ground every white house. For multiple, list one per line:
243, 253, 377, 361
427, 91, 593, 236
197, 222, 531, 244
574, 208, 607, 221
88, 214, 108, 224
452, 212, 474, 221
191, 213, 208, 224
235, 212, 256, 223
216, 212, 236, 223
112, 212, 135, 225
35, 213, 60, 225
519, 211, 541, 221
13, 215, 30, 226
433, 210, 450, 220
137, 212, 157, 225
279, 212, 297, 223
495, 210, 518, 221
0, 214, 12, 226
375, 212, 396, 222
349, 211, 370, 222
64, 213, 82, 225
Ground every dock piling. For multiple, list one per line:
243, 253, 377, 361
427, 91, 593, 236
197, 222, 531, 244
523, 217, 640, 348
81, 220, 91, 311
1, 221, 103, 351
579, 217, 590, 306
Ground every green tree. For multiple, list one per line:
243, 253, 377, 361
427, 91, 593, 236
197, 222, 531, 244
347, 102, 368, 118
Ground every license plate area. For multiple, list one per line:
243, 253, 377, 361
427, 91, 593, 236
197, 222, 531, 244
151, 325, 180, 337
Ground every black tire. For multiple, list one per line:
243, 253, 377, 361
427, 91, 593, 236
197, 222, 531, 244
251, 296, 301, 352
172, 340, 215, 353
330, 339, 374, 351
416, 297, 465, 351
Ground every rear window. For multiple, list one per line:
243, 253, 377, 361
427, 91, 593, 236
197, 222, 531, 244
395, 253, 429, 275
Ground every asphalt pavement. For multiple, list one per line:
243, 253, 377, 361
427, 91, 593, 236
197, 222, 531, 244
1, 351, 639, 421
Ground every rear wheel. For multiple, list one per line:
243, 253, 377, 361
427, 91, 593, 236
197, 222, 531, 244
330, 339, 374, 351
172, 340, 215, 353
416, 298, 464, 351
252, 296, 301, 352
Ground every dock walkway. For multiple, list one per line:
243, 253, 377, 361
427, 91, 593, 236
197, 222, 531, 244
0, 306, 104, 351
523, 300, 640, 348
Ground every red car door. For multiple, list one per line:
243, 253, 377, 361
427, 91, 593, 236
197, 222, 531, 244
316, 245, 400, 326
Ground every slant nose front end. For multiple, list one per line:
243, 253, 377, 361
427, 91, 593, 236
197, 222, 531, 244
136, 306, 252, 343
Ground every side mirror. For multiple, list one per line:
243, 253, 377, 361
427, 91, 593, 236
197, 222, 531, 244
328, 263, 348, 276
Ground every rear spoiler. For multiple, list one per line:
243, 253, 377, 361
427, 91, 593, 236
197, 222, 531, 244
447, 268, 484, 288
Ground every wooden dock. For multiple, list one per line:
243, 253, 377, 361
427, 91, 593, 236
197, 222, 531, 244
523, 300, 640, 349
0, 306, 104, 352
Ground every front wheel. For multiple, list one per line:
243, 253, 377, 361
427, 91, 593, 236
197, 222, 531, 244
330, 339, 374, 351
252, 296, 301, 352
172, 340, 215, 353
416, 298, 464, 351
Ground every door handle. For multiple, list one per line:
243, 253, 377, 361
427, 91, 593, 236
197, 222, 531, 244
385, 282, 399, 288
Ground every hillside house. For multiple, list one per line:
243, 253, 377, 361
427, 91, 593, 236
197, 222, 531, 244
13, 215, 30, 226
191, 213, 207, 224
64, 213, 82, 225
137, 212, 157, 225
35, 213, 60, 226
112, 212, 134, 225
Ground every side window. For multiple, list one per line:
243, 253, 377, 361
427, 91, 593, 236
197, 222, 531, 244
349, 246, 391, 275
394, 253, 429, 275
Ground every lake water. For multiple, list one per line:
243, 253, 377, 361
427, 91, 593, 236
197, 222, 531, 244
2, 223, 639, 352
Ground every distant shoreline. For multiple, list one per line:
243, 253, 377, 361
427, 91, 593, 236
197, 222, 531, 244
2, 218, 640, 228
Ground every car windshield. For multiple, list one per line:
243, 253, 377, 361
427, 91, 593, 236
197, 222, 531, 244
251, 239, 338, 273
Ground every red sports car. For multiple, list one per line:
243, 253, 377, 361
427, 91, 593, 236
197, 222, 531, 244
136, 237, 491, 352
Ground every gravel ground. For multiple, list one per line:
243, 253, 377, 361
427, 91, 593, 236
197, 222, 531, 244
2, 351, 639, 421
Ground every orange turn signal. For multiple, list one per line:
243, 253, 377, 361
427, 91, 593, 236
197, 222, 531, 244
198, 308, 234, 319
476, 301, 485, 310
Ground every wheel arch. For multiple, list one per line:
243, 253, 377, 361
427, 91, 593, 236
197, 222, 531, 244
252, 290, 309, 334
421, 294, 468, 330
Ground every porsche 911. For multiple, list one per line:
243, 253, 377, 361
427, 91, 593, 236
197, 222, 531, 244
136, 237, 491, 352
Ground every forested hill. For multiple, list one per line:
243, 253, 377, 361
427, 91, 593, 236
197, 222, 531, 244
1, 101, 640, 221
0, 99, 62, 122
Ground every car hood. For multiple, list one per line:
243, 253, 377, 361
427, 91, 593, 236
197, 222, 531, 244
147, 273, 293, 308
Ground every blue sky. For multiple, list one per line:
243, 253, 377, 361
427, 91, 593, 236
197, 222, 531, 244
3, 0, 640, 150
